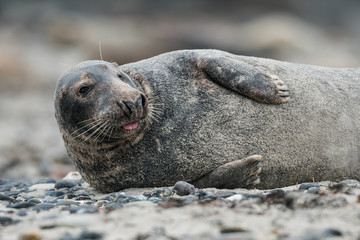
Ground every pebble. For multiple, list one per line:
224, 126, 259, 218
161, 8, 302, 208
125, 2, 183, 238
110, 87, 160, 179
19, 231, 42, 240
0, 216, 14, 226
31, 203, 55, 212
67, 205, 99, 214
78, 230, 103, 239
9, 201, 38, 209
173, 181, 195, 196
143, 187, 173, 198
17, 211, 27, 217
299, 182, 321, 190
44, 190, 65, 198
29, 183, 55, 191
0, 193, 14, 202
115, 192, 147, 204
55, 179, 80, 189
322, 228, 343, 237
56, 200, 81, 206
265, 189, 286, 204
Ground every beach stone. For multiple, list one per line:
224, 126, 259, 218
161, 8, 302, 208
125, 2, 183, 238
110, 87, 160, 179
4, 190, 22, 196
56, 200, 80, 206
0, 216, 13, 226
68, 205, 99, 214
29, 183, 55, 191
0, 193, 14, 202
63, 171, 83, 182
20, 231, 42, 240
143, 188, 173, 198
226, 194, 245, 202
173, 181, 195, 196
78, 230, 103, 239
9, 201, 37, 209
55, 179, 79, 189
340, 179, 360, 187
299, 182, 321, 190
45, 190, 65, 198
115, 192, 147, 204
32, 203, 55, 212
265, 189, 286, 204
215, 190, 237, 198
17, 211, 27, 217
323, 228, 342, 237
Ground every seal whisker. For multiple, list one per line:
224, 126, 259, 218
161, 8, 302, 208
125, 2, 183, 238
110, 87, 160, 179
71, 120, 104, 139
83, 121, 108, 142
92, 121, 110, 142
98, 122, 113, 142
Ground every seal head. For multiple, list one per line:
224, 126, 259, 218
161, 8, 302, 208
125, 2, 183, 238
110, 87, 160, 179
55, 60, 149, 144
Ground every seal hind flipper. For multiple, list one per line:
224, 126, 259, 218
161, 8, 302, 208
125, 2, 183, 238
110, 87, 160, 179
197, 53, 290, 104
191, 155, 262, 189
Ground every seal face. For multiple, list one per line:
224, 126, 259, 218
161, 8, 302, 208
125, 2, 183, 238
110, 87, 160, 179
55, 60, 150, 145
55, 50, 360, 192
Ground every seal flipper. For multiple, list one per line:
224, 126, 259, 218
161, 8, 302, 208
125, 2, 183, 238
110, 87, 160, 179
198, 54, 290, 104
191, 155, 262, 189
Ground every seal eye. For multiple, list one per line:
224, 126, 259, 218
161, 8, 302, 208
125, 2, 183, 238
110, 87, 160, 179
78, 85, 91, 95
117, 74, 123, 80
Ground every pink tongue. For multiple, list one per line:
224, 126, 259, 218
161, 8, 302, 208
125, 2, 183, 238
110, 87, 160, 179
123, 122, 138, 130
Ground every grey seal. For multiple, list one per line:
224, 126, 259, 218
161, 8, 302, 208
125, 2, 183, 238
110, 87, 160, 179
54, 49, 360, 192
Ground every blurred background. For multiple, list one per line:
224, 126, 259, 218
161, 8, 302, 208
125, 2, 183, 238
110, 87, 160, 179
1, 0, 360, 180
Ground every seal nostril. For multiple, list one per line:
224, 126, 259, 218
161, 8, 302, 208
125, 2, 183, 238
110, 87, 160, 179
136, 94, 147, 108
141, 94, 147, 107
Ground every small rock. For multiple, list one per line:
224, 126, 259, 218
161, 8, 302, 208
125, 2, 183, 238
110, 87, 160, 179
32, 203, 55, 212
56, 200, 81, 206
299, 182, 320, 190
67, 205, 99, 214
0, 193, 14, 202
8, 201, 37, 209
226, 194, 245, 201
215, 190, 237, 198
173, 181, 195, 196
323, 228, 342, 237
78, 230, 103, 240
115, 192, 147, 204
29, 183, 55, 191
20, 232, 42, 240
265, 189, 286, 204
17, 211, 27, 217
0, 216, 13, 226
4, 190, 22, 196
63, 171, 83, 181
44, 190, 65, 198
144, 187, 173, 198
55, 179, 79, 189
340, 179, 360, 187
103, 202, 123, 213
158, 197, 193, 208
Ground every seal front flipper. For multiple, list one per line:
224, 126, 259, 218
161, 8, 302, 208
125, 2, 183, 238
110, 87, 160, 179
191, 155, 262, 189
197, 53, 290, 104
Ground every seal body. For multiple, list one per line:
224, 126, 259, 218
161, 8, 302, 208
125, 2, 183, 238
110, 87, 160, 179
55, 50, 360, 192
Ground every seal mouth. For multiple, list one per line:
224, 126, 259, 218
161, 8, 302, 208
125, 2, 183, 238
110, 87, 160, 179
122, 121, 138, 130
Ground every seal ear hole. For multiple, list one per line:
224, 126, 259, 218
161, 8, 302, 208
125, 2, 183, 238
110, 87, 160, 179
117, 74, 123, 80
78, 85, 92, 95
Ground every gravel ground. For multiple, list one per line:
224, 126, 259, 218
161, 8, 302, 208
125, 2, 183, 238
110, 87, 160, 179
0, 173, 359, 240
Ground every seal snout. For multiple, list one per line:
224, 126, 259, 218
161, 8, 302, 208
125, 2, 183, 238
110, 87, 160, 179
116, 93, 148, 130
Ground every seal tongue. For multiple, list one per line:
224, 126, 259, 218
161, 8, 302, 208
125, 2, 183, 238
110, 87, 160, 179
123, 122, 138, 130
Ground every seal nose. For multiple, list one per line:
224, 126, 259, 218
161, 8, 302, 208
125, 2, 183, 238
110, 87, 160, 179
117, 94, 147, 119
